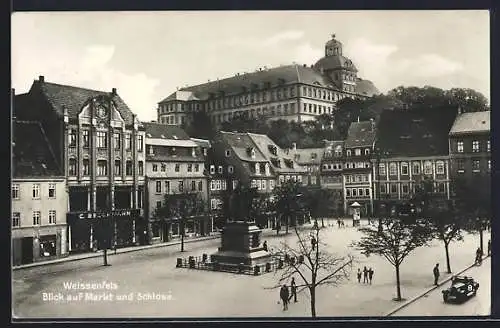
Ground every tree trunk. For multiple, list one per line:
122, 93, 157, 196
444, 241, 452, 273
321, 217, 325, 228
395, 264, 402, 301
103, 249, 108, 266
181, 219, 185, 252
285, 214, 289, 234
309, 286, 316, 318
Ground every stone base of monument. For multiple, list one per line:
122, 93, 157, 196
210, 221, 273, 266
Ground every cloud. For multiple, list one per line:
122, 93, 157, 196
12, 44, 160, 121
291, 43, 323, 66
226, 30, 305, 48
395, 53, 464, 78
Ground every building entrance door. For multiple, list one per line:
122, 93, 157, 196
21, 237, 34, 264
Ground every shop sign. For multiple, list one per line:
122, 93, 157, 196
77, 209, 140, 220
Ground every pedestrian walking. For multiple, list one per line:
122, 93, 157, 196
487, 239, 491, 256
280, 285, 289, 311
357, 268, 362, 283
363, 266, 369, 283
368, 268, 374, 284
337, 219, 341, 228
290, 277, 297, 303
341, 219, 345, 227
263, 241, 268, 251
433, 263, 440, 286
476, 247, 482, 265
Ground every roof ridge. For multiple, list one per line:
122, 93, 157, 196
41, 81, 112, 94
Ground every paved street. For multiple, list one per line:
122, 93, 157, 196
12, 221, 490, 318
391, 257, 491, 317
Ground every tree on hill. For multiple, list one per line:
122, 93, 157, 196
183, 110, 218, 140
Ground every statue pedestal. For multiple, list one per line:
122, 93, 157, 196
210, 221, 272, 266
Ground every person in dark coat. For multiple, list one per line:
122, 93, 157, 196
280, 285, 289, 310
357, 268, 362, 283
433, 263, 440, 286
363, 266, 369, 283
263, 241, 268, 252
487, 240, 491, 256
290, 277, 297, 303
368, 268, 374, 284
476, 247, 483, 264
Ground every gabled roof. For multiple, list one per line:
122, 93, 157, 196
247, 133, 307, 173
159, 90, 200, 103
143, 122, 191, 140
170, 64, 340, 101
219, 131, 267, 162
13, 120, 62, 177
31, 78, 136, 124
377, 107, 457, 157
345, 121, 377, 148
291, 148, 324, 165
449, 111, 490, 135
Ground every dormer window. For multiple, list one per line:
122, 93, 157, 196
148, 146, 154, 155
210, 165, 215, 174
218, 166, 223, 174
284, 159, 294, 168
268, 145, 278, 156
228, 165, 234, 174
255, 163, 260, 174
346, 150, 351, 157
355, 149, 361, 156
225, 149, 231, 157
265, 163, 271, 175
192, 148, 196, 157
247, 147, 256, 158
334, 145, 342, 157
365, 148, 370, 155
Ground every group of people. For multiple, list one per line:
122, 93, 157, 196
279, 277, 298, 311
357, 266, 374, 284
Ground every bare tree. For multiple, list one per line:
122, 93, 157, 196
353, 218, 432, 301
270, 225, 353, 317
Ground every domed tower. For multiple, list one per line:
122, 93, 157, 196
314, 34, 358, 93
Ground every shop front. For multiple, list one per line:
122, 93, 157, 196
12, 225, 67, 265
67, 209, 141, 253
150, 215, 213, 243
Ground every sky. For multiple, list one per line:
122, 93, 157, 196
12, 11, 490, 122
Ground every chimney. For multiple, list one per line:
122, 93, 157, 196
112, 88, 117, 95
39, 75, 45, 82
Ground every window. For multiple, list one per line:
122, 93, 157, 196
412, 162, 420, 175
210, 165, 215, 174
269, 180, 275, 190
355, 149, 361, 156
165, 181, 170, 193
380, 184, 387, 193
210, 180, 216, 191
487, 140, 490, 152
114, 133, 121, 150
191, 181, 196, 191
12, 212, 20, 227
195, 164, 200, 172
125, 134, 132, 150
137, 135, 144, 152
48, 210, 56, 224
48, 183, 56, 198
32, 211, 41, 225
83, 159, 90, 175
436, 161, 445, 175
365, 148, 370, 155
378, 163, 386, 176
424, 161, 432, 175
472, 160, 480, 172
365, 188, 370, 196
261, 180, 267, 190
126, 160, 133, 176
228, 165, 234, 174
352, 188, 357, 197
389, 163, 397, 175
32, 184, 40, 199
155, 181, 162, 193
97, 160, 107, 176
69, 158, 77, 176
402, 184, 409, 194
346, 189, 351, 197
152, 164, 158, 172
178, 181, 184, 192
97, 131, 107, 148
218, 166, 223, 174
82, 130, 89, 148
457, 141, 464, 153
225, 150, 231, 157
187, 164, 192, 172
114, 160, 121, 175
161, 164, 166, 172
198, 181, 203, 191
487, 159, 491, 172
390, 184, 398, 194
68, 129, 76, 147
457, 159, 465, 173
401, 162, 409, 175
345, 175, 351, 183
12, 184, 19, 200
472, 140, 479, 152
156, 201, 162, 211
138, 161, 144, 176
251, 180, 257, 188
175, 164, 180, 172
437, 182, 446, 193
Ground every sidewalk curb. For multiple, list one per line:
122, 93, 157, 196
384, 254, 491, 316
13, 234, 221, 271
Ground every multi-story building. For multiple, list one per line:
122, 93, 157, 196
342, 120, 377, 216
320, 140, 345, 215
373, 107, 457, 215
289, 144, 324, 187
448, 110, 491, 198
144, 122, 210, 243
14, 77, 146, 253
246, 133, 308, 187
12, 120, 68, 265
156, 35, 379, 127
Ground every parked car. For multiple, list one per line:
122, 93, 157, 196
442, 276, 479, 303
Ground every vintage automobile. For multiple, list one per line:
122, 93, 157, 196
442, 276, 479, 303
